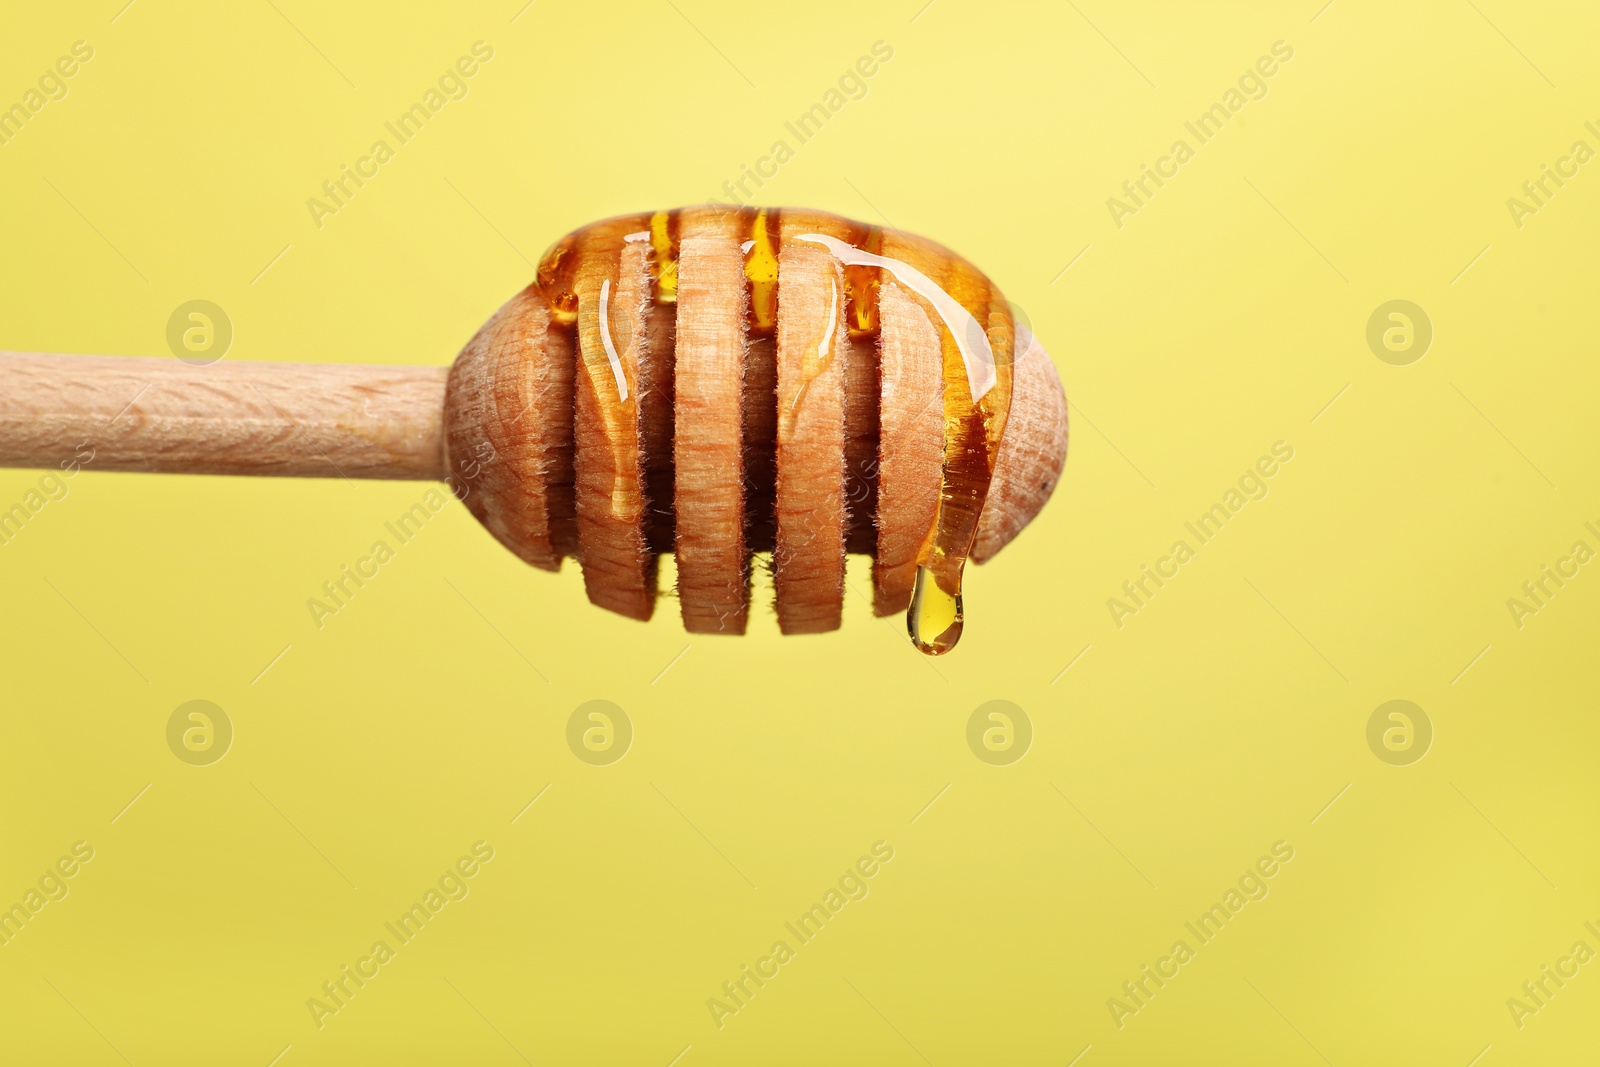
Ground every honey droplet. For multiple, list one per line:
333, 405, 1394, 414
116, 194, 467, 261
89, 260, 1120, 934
536, 235, 580, 326
907, 565, 963, 655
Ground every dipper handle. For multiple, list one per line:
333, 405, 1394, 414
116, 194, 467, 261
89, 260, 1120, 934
0, 351, 447, 481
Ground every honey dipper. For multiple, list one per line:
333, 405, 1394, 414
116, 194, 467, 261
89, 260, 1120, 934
0, 207, 1067, 654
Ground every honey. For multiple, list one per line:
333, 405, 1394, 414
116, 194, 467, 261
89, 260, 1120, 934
840, 223, 882, 338
742, 207, 781, 336
531, 206, 1014, 653
648, 209, 680, 303
908, 565, 962, 655
535, 231, 581, 326
777, 272, 839, 445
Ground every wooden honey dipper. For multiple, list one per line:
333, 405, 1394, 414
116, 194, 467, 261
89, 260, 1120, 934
0, 207, 1067, 654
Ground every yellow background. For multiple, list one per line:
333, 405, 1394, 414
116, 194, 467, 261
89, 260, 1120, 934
2, 0, 1597, 1063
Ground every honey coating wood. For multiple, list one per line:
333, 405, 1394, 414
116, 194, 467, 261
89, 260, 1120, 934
871, 279, 944, 616
573, 227, 656, 619
0, 206, 1068, 650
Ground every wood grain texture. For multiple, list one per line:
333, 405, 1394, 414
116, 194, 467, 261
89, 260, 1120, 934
972, 325, 1067, 563
841, 332, 879, 555
872, 279, 944, 616
773, 241, 847, 634
640, 298, 676, 556
573, 232, 657, 619
741, 332, 778, 555
672, 207, 749, 634
0, 350, 445, 479
445, 284, 577, 572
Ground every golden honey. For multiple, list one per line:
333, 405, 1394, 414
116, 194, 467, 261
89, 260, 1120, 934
533, 206, 1014, 653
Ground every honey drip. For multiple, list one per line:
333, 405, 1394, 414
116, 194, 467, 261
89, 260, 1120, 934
916, 252, 1012, 655
907, 565, 963, 655
778, 273, 839, 444
793, 229, 1014, 654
